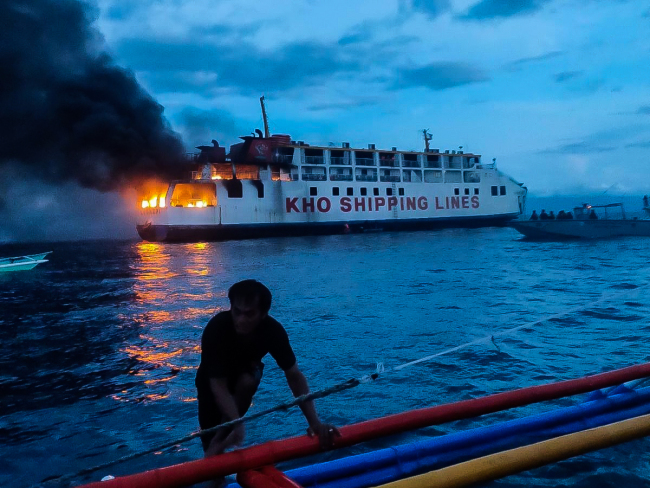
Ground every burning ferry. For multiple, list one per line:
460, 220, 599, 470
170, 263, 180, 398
137, 105, 526, 242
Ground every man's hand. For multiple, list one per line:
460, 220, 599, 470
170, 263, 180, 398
307, 422, 341, 449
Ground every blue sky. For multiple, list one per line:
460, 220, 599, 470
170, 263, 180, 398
94, 0, 650, 196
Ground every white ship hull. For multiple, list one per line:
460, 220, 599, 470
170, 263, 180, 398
137, 175, 525, 242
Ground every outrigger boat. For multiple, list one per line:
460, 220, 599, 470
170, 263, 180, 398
0, 252, 51, 272
78, 361, 650, 488
511, 203, 650, 239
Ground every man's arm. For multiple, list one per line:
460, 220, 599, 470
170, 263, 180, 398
284, 364, 340, 448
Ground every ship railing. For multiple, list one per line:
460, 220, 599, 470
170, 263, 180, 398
378, 160, 399, 167
355, 157, 376, 166
380, 176, 401, 182
302, 174, 327, 181
330, 157, 351, 166
402, 161, 421, 168
356, 175, 378, 182
424, 162, 442, 169
304, 156, 325, 165
330, 174, 353, 181
476, 163, 496, 169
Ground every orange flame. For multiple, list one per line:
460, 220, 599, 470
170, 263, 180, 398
137, 178, 169, 210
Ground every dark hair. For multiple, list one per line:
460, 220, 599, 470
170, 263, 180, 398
228, 280, 272, 314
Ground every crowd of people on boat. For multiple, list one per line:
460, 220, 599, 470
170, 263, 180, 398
530, 209, 599, 220
530, 209, 572, 220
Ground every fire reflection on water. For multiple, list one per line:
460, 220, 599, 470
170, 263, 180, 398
115, 242, 224, 404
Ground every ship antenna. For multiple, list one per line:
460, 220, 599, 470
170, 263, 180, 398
422, 129, 432, 152
260, 95, 270, 138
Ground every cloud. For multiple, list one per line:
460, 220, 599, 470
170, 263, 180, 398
408, 0, 452, 19
308, 98, 381, 111
537, 124, 647, 155
503, 51, 564, 71
626, 141, 650, 148
103, 2, 140, 21
554, 71, 582, 83
117, 38, 364, 96
338, 31, 374, 46
393, 62, 489, 90
460, 0, 553, 20
540, 141, 617, 154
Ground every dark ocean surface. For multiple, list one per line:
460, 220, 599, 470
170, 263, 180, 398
2, 227, 650, 487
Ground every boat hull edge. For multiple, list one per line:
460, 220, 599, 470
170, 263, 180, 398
137, 215, 519, 243
510, 220, 650, 239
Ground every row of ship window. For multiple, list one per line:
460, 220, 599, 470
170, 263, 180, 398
292, 170, 482, 184
220, 184, 506, 198
173, 181, 507, 202
305, 186, 506, 197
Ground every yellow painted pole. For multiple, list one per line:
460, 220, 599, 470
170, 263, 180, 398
375, 413, 650, 488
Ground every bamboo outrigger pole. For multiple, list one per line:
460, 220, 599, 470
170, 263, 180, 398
377, 413, 650, 488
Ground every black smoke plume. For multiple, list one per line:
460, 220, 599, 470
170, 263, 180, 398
0, 0, 187, 192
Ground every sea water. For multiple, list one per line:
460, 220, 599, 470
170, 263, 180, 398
1, 227, 650, 487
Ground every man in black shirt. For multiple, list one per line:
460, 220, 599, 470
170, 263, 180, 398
196, 279, 339, 459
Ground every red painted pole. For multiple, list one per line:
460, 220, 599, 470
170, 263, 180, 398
80, 361, 650, 488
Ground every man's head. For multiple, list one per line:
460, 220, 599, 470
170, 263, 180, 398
228, 280, 272, 334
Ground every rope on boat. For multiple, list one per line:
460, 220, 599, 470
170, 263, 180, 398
34, 378, 372, 487
35, 283, 646, 487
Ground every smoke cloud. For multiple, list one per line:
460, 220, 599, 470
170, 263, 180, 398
0, 0, 187, 192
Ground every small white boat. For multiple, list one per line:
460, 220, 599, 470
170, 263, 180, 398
0, 252, 52, 272
511, 203, 650, 239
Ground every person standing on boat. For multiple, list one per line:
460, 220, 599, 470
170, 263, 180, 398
195, 279, 340, 459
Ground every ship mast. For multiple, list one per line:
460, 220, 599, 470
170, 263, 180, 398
260, 96, 270, 138
422, 129, 432, 152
